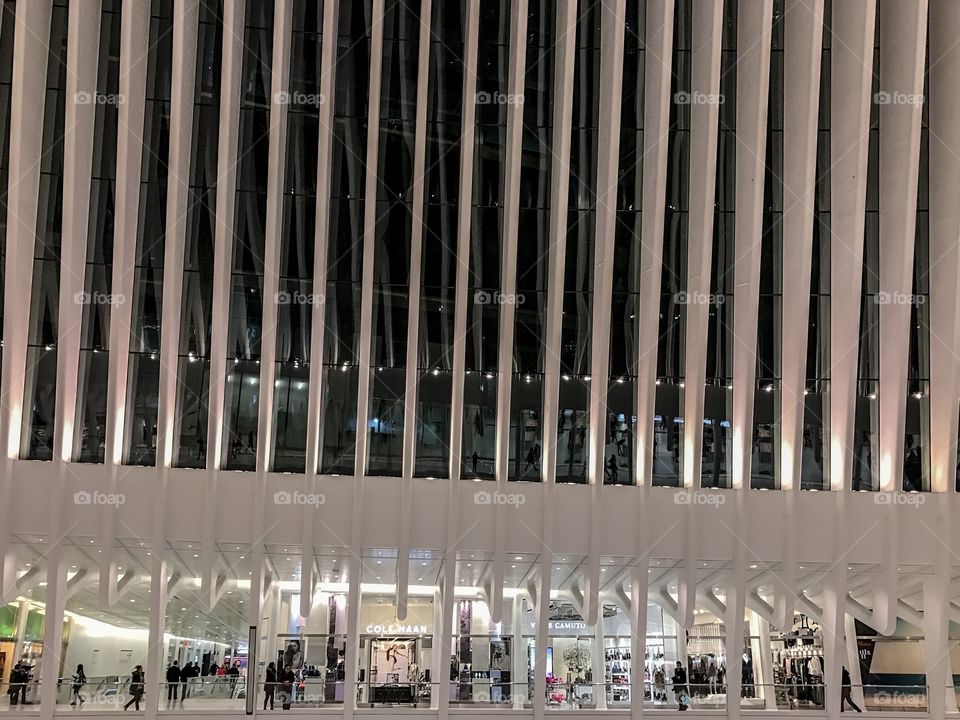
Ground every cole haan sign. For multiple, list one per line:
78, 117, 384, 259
365, 623, 429, 635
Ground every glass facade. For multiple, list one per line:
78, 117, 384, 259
223, 0, 274, 471
173, 0, 223, 468
270, 0, 324, 473
855, 10, 881, 492
703, 0, 736, 489
802, 0, 831, 490
413, 0, 465, 478
461, 0, 510, 481
0, 1, 14, 381
752, 0, 784, 489
653, 0, 690, 488
0, 0, 938, 494
318, 0, 370, 475
507, 0, 553, 482
366, 0, 420, 477
124, 0, 173, 466
21, 0, 69, 461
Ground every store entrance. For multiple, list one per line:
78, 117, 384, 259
358, 635, 429, 707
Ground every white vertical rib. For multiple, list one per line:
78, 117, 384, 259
829, 0, 876, 492
0, 1, 51, 462
446, 0, 479, 483
928, 0, 960, 494
395, 0, 432, 622
303, 0, 338, 476
584, 0, 626, 626
156, 0, 199, 469
105, 0, 150, 468
681, 0, 723, 489
344, 1, 385, 714
494, 0, 528, 491
780, 0, 824, 491
775, 0, 824, 629
302, 0, 338, 613
259, 0, 294, 608
635, 0, 674, 487
256, 0, 292, 474
489, 0, 527, 627
205, 0, 244, 469
730, 0, 772, 491
99, 0, 153, 606
539, 0, 579, 489
200, 0, 245, 607
352, 0, 385, 478
55, 0, 100, 463
877, 0, 927, 492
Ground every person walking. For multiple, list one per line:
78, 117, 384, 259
263, 662, 277, 710
707, 661, 717, 695
124, 666, 144, 711
70, 664, 86, 705
166, 661, 180, 703
280, 665, 295, 710
672, 661, 689, 711
8, 663, 23, 706
841, 666, 863, 713
180, 661, 192, 702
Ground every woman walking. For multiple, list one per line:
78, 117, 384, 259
263, 662, 277, 710
70, 664, 86, 705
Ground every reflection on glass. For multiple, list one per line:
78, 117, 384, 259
124, 0, 172, 466
222, 0, 273, 471
314, 0, 369, 475
173, 0, 223, 468
750, 0, 783, 490
270, 0, 324, 473
21, 0, 69, 460
0, 0, 15, 379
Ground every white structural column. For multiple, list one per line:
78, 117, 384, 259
104, 0, 150, 469
200, 0, 245, 607
775, 0, 824, 630
490, 0, 527, 628
635, 0, 673, 488
730, 0, 772, 491
395, 0, 433, 622
922, 494, 954, 717
681, 0, 722, 489
538, 0, 578, 492
59, 2, 100, 615
102, 0, 151, 606
156, 0, 199, 470
629, 539, 649, 719
56, 0, 99, 456
779, 0, 824, 492
147, 0, 198, 711
256, 0, 292, 615
343, 0, 385, 713
724, 557, 748, 720
928, 0, 960, 493
302, 0, 338, 587
829, 0, 875, 491
0, 0, 51, 600
256, 0, 292, 490
583, 0, 626, 627
822, 562, 849, 720
0, 2, 50, 456
871, 0, 927, 637
877, 0, 927, 492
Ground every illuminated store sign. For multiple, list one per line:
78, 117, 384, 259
365, 623, 429, 635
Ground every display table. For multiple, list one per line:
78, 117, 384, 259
370, 684, 415, 704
